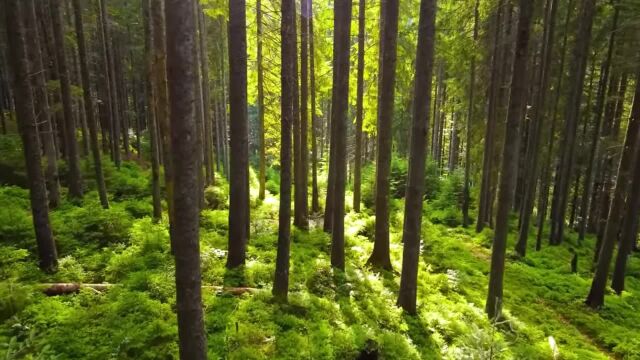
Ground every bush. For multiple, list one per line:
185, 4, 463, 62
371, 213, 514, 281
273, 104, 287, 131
265, 166, 280, 195
0, 281, 32, 322
104, 161, 150, 200
204, 178, 229, 210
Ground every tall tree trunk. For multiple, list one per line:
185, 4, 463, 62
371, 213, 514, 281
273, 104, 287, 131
549, 0, 596, 245
273, 0, 295, 301
577, 5, 619, 242
368, 0, 399, 271
486, 0, 534, 319
476, 0, 504, 232
257, 0, 266, 199
164, 0, 207, 355
143, 0, 162, 221
309, 3, 320, 213
226, 0, 250, 269
294, 0, 309, 229
586, 69, 640, 309
462, 0, 479, 228
329, 0, 352, 270
24, 0, 60, 209
397, 0, 436, 315
192, 0, 205, 208
73, 0, 109, 209
353, 0, 366, 213
99, 0, 121, 168
448, 110, 459, 172
515, 0, 558, 256
5, 0, 58, 273
51, 0, 83, 200
198, 5, 213, 187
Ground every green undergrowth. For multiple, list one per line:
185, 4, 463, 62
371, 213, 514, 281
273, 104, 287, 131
0, 159, 638, 359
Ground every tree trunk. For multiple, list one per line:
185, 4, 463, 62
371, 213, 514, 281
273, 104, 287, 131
72, 0, 109, 209
294, 0, 309, 229
329, 0, 352, 270
51, 0, 83, 200
515, 0, 558, 256
5, 0, 58, 273
353, 0, 366, 213
549, 0, 596, 245
273, 0, 295, 301
226, 0, 250, 269
192, 0, 205, 208
486, 0, 534, 319
197, 5, 213, 187
586, 69, 640, 309
164, 0, 207, 356
142, 0, 162, 221
257, 0, 266, 199
368, 0, 399, 271
462, 0, 479, 228
99, 0, 121, 168
309, 3, 320, 213
397, 0, 436, 315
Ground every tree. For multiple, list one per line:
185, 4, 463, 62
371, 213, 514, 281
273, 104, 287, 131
73, 0, 109, 209
397, 0, 436, 315
4, 0, 58, 273
353, 0, 366, 213
309, 1, 320, 213
549, 0, 596, 246
51, 0, 83, 200
368, 0, 400, 271
257, 0, 266, 200
198, 4, 213, 188
164, 0, 207, 357
486, 0, 534, 319
329, 0, 352, 270
294, 0, 309, 229
586, 69, 640, 309
227, 0, 250, 269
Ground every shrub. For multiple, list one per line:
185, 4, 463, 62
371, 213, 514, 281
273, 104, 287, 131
265, 166, 280, 195
204, 181, 229, 210
0, 281, 32, 322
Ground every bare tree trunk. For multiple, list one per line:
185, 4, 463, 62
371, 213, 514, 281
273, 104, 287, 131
353, 0, 366, 213
329, 0, 352, 270
99, 0, 121, 168
309, 3, 320, 213
257, 0, 266, 199
586, 69, 640, 309
164, 0, 207, 355
486, 0, 534, 319
294, 0, 309, 229
368, 0, 399, 271
5, 0, 58, 273
397, 0, 436, 315
198, 5, 213, 187
226, 0, 250, 269
273, 0, 295, 301
51, 0, 83, 200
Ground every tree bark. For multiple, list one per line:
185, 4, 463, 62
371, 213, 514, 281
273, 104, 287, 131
549, 0, 596, 245
197, 5, 213, 187
309, 3, 320, 213
273, 0, 295, 300
486, 0, 534, 319
5, 0, 58, 273
368, 0, 399, 271
73, 0, 109, 209
51, 0, 83, 200
397, 0, 436, 315
586, 69, 640, 309
329, 0, 352, 270
164, 0, 207, 356
294, 0, 309, 229
226, 0, 250, 269
257, 0, 266, 200
353, 0, 366, 213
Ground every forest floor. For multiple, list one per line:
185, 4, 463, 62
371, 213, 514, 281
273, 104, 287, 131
0, 157, 639, 359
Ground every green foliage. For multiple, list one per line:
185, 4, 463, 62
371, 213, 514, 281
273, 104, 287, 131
205, 175, 229, 210
0, 282, 32, 322
265, 166, 280, 195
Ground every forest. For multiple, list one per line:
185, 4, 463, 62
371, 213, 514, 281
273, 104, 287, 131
0, 0, 639, 358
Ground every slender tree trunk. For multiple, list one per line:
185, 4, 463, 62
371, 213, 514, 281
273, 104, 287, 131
515, 0, 558, 256
476, 0, 504, 232
198, 5, 213, 187
5, 0, 58, 273
329, 0, 352, 270
143, 0, 162, 221
51, 0, 83, 200
310, 4, 320, 213
257, 0, 266, 199
226, 0, 250, 269
578, 6, 619, 242
486, 0, 534, 319
164, 0, 207, 355
397, 0, 436, 314
72, 0, 108, 209
448, 110, 459, 172
549, 0, 596, 245
462, 0, 479, 227
353, 0, 366, 213
192, 0, 205, 208
586, 69, 640, 309
368, 0, 399, 271
294, 0, 309, 229
99, 0, 121, 168
273, 0, 295, 300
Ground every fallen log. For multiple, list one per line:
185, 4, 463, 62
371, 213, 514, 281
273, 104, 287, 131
40, 283, 259, 296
